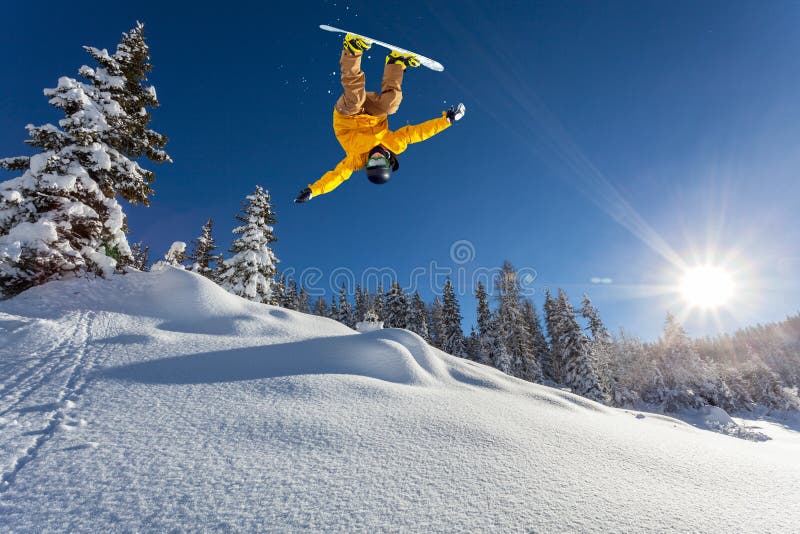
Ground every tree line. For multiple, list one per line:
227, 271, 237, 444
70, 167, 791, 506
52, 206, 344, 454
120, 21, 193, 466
165, 207, 800, 418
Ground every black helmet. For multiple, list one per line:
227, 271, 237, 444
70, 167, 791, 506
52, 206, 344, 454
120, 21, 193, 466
366, 166, 392, 184
365, 146, 399, 185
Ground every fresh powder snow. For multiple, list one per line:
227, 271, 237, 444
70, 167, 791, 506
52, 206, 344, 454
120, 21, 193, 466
0, 268, 798, 531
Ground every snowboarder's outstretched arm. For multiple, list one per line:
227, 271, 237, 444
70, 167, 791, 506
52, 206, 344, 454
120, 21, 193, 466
307, 155, 364, 198
380, 113, 453, 155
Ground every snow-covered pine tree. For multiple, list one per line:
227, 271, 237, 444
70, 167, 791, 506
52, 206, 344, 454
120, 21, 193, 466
464, 327, 482, 362
495, 261, 539, 381
543, 289, 562, 381
475, 281, 491, 339
313, 296, 328, 317
606, 330, 655, 406
128, 241, 149, 271
429, 296, 445, 350
354, 284, 368, 324
408, 291, 430, 341
0, 24, 170, 296
329, 295, 339, 320
298, 286, 311, 314
522, 299, 549, 382
216, 186, 278, 304
372, 284, 385, 321
581, 293, 610, 342
441, 278, 466, 357
355, 309, 384, 332
274, 273, 288, 307
472, 281, 495, 366
1, 78, 128, 295
739, 350, 797, 412
162, 241, 186, 267
580, 293, 613, 398
384, 281, 409, 329
488, 315, 513, 373
656, 313, 719, 412
553, 289, 607, 402
188, 218, 218, 279
79, 22, 170, 204
284, 278, 299, 310
336, 284, 354, 328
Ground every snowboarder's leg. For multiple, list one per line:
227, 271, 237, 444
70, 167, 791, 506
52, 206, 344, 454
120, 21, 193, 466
363, 62, 404, 116
335, 51, 367, 116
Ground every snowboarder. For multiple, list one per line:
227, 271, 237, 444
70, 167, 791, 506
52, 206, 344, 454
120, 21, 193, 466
294, 34, 465, 203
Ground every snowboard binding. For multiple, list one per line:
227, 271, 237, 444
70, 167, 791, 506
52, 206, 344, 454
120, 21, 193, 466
386, 50, 421, 69
343, 33, 372, 55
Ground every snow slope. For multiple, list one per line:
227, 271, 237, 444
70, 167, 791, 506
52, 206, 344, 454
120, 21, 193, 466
1, 268, 798, 531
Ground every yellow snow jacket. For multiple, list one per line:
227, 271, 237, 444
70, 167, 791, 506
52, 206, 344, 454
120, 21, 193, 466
308, 110, 452, 197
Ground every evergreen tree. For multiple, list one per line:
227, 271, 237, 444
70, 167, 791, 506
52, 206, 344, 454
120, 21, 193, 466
581, 293, 611, 342
78, 22, 171, 204
580, 293, 613, 398
329, 295, 339, 320
188, 218, 218, 279
336, 284, 354, 328
211, 253, 226, 285
429, 296, 445, 350
552, 289, 607, 402
285, 278, 299, 310
372, 284, 385, 320
384, 281, 409, 329
313, 296, 328, 317
408, 291, 430, 341
543, 289, 561, 381
128, 241, 149, 271
495, 261, 539, 380
274, 273, 287, 307
488, 315, 513, 373
162, 241, 186, 267
522, 299, 549, 381
739, 351, 797, 412
297, 286, 311, 314
475, 281, 492, 338
472, 282, 495, 365
0, 24, 169, 296
441, 278, 466, 357
354, 284, 369, 323
217, 186, 278, 303
606, 330, 656, 406
1, 75, 125, 294
656, 313, 718, 412
464, 327, 482, 362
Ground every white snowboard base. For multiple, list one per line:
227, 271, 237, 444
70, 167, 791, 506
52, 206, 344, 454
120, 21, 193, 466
320, 24, 444, 72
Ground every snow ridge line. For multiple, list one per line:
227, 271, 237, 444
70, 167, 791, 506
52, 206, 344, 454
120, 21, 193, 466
0, 311, 99, 494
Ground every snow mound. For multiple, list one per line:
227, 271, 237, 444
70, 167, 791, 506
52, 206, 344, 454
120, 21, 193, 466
2, 267, 353, 340
1, 268, 799, 532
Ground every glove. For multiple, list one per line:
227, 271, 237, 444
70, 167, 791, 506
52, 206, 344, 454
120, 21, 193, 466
294, 187, 313, 203
446, 103, 466, 124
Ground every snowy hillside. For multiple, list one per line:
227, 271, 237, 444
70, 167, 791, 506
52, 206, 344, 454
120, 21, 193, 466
1, 268, 798, 531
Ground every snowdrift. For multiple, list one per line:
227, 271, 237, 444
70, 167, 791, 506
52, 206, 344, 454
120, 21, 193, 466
1, 268, 798, 531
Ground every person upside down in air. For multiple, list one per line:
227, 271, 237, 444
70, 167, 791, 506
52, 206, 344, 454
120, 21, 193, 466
294, 34, 465, 203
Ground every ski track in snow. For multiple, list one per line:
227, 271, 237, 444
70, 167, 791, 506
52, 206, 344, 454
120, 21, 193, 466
0, 310, 107, 493
0, 312, 87, 417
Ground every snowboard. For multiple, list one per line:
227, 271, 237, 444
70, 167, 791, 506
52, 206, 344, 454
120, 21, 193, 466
320, 24, 445, 72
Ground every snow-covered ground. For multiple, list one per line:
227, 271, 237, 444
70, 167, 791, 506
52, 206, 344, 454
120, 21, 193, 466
1, 268, 798, 531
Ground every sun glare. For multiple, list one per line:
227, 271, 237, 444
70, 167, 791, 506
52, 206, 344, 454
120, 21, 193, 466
680, 266, 735, 309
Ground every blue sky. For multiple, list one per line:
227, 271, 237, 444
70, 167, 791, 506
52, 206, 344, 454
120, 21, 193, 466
2, 0, 799, 340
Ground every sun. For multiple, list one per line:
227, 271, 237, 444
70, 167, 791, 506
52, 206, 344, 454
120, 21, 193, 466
679, 265, 735, 309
